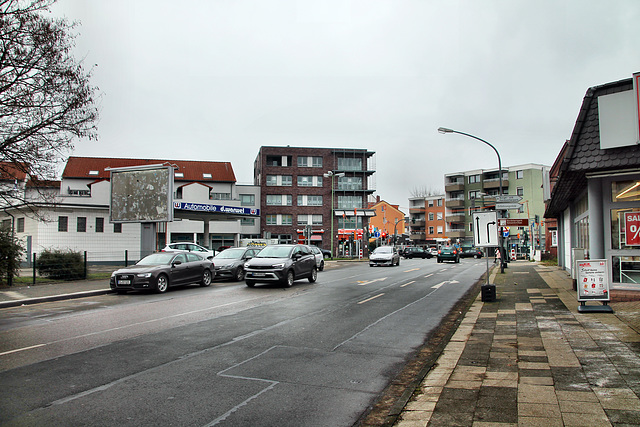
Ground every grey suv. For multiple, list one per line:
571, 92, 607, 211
244, 244, 317, 287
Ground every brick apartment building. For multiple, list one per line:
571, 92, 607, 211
408, 195, 446, 247
254, 146, 376, 256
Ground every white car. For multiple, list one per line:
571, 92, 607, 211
369, 246, 400, 267
162, 242, 215, 259
307, 246, 325, 271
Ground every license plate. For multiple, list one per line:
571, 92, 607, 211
118, 280, 131, 285
253, 273, 265, 277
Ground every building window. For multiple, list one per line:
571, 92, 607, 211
240, 194, 255, 206
240, 218, 255, 226
469, 190, 483, 199
77, 217, 87, 232
428, 212, 434, 221
210, 192, 231, 200
337, 176, 362, 190
297, 195, 323, 206
297, 176, 323, 187
114, 223, 122, 233
338, 195, 363, 209
266, 175, 292, 186
58, 216, 68, 232
517, 187, 524, 196
429, 226, 434, 234
312, 215, 322, 225
265, 214, 292, 225
282, 214, 292, 225
298, 215, 309, 225
338, 216, 363, 229
266, 194, 292, 206
428, 200, 434, 207
17, 217, 24, 233
437, 226, 443, 234
516, 170, 524, 179
278, 234, 293, 244
297, 156, 323, 168
469, 174, 481, 184
437, 199, 443, 207
437, 212, 443, 220
96, 217, 104, 233
266, 214, 277, 225
175, 187, 183, 199
266, 175, 277, 186
337, 158, 362, 171
266, 155, 292, 167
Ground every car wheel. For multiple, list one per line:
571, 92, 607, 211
396, 258, 400, 266
156, 274, 169, 293
308, 266, 317, 283
319, 260, 324, 271
283, 270, 294, 287
234, 267, 245, 281
437, 258, 442, 263
200, 269, 212, 287
474, 254, 479, 259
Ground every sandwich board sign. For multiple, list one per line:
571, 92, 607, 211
576, 259, 612, 313
472, 212, 499, 247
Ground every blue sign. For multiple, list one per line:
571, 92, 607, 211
173, 202, 259, 216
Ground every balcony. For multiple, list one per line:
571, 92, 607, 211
446, 230, 466, 238
411, 219, 425, 226
445, 181, 464, 192
446, 214, 465, 223
446, 198, 464, 208
410, 233, 426, 241
483, 178, 509, 190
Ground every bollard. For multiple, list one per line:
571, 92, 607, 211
481, 284, 496, 302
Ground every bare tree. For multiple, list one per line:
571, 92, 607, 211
410, 186, 442, 198
0, 0, 99, 206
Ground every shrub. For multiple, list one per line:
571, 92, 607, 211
37, 249, 85, 280
0, 228, 24, 285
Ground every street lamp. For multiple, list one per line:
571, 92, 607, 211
437, 127, 506, 273
323, 171, 345, 258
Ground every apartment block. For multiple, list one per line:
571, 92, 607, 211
444, 164, 549, 252
408, 195, 446, 247
254, 146, 376, 256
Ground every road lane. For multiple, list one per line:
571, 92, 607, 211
0, 258, 487, 426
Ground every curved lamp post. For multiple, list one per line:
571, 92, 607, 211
323, 170, 345, 258
437, 127, 506, 273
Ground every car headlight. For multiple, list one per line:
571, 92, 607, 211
272, 262, 285, 268
244, 262, 251, 269
137, 272, 152, 278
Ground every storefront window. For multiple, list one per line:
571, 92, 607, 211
610, 208, 640, 250
612, 180, 640, 202
612, 256, 640, 284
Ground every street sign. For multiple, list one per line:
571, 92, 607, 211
472, 212, 499, 247
495, 202, 523, 210
498, 218, 529, 227
495, 195, 523, 203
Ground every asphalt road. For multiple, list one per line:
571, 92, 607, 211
0, 258, 487, 426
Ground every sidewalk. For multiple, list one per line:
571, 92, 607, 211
395, 261, 640, 426
0, 279, 112, 308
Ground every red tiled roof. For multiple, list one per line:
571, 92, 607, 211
63, 157, 236, 182
0, 162, 29, 181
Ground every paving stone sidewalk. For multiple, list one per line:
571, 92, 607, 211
396, 262, 640, 426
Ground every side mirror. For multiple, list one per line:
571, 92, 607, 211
172, 260, 182, 266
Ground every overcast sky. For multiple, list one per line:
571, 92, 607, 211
51, 0, 640, 212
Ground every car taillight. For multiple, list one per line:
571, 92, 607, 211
438, 250, 441, 254
453, 250, 457, 254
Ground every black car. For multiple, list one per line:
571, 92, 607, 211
244, 244, 317, 287
460, 247, 484, 258
110, 252, 214, 294
212, 246, 261, 281
403, 247, 433, 259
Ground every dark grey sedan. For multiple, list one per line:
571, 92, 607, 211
244, 244, 317, 288
110, 252, 215, 294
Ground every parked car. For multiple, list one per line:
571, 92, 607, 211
403, 247, 433, 259
110, 252, 214, 294
162, 242, 215, 259
308, 246, 325, 271
460, 247, 483, 259
320, 248, 332, 259
437, 245, 460, 263
244, 244, 317, 287
428, 247, 438, 256
369, 245, 400, 267
212, 246, 261, 281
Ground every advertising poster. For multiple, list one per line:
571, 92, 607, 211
576, 259, 610, 302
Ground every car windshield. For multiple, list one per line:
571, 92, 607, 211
374, 247, 393, 254
137, 252, 175, 265
255, 246, 293, 258
214, 248, 246, 259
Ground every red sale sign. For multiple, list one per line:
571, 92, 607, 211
625, 212, 640, 246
